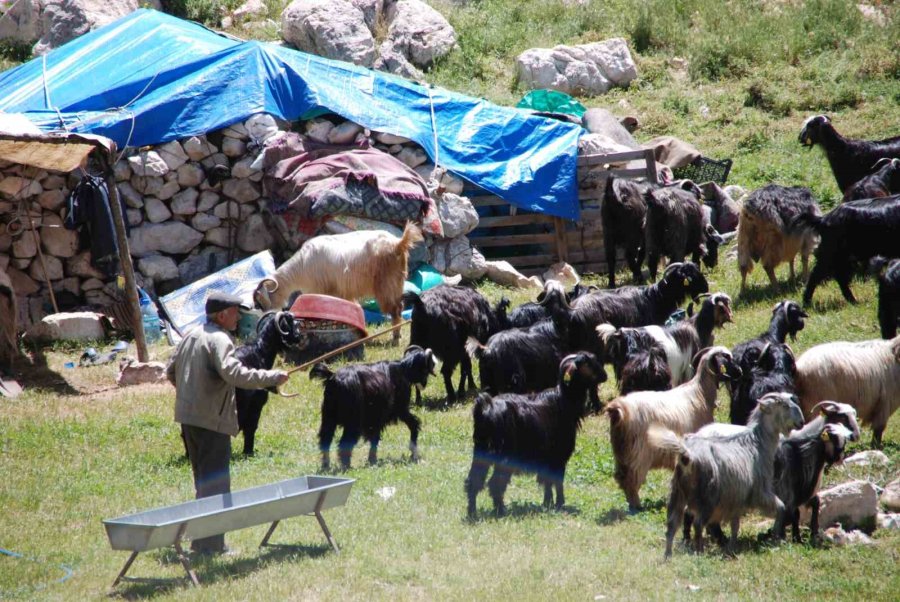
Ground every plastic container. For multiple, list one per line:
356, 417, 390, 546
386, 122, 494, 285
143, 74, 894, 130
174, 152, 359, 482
139, 288, 162, 344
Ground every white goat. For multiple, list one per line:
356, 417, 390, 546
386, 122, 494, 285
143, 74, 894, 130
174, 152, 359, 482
652, 392, 805, 558
795, 335, 900, 447
254, 223, 423, 343
604, 346, 742, 511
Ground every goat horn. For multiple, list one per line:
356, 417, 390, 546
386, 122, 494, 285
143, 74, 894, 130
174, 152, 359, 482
808, 400, 839, 417
783, 343, 796, 360
261, 278, 279, 293
871, 158, 893, 170
275, 312, 293, 336
663, 262, 684, 276
256, 311, 276, 335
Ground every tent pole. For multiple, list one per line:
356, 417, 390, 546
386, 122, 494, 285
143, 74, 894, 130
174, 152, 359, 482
100, 157, 148, 362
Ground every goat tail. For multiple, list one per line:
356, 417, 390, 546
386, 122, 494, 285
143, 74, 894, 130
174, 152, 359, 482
604, 400, 626, 426
309, 362, 334, 382
397, 222, 424, 255
465, 336, 486, 360
646, 426, 690, 466
787, 212, 823, 235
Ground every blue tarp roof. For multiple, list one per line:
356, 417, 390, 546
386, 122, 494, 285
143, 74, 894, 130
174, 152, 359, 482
0, 9, 583, 219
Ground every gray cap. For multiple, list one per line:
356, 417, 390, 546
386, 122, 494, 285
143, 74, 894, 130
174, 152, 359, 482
205, 291, 250, 315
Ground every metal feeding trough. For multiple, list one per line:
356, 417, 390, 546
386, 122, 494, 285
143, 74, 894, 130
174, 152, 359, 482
103, 475, 354, 588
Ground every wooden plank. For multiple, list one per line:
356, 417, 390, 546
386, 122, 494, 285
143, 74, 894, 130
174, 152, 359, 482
471, 233, 555, 247
577, 150, 653, 166
470, 195, 509, 207
505, 254, 555, 267
477, 214, 555, 228
553, 217, 569, 262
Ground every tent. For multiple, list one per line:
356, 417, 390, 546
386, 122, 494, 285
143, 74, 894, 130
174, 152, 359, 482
0, 9, 584, 219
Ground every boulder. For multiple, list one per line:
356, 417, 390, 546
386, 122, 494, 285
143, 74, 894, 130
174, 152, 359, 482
6, 266, 40, 295
231, 157, 259, 179
33, 0, 162, 55
0, 176, 41, 198
222, 137, 247, 158
116, 359, 168, 387
281, 0, 376, 67
156, 141, 189, 171
183, 136, 217, 161
128, 151, 169, 177
81, 277, 104, 291
204, 227, 232, 248
305, 118, 335, 143
66, 251, 104, 279
374, 41, 424, 79
54, 276, 81, 297
143, 197, 172, 223
11, 232, 37, 258
0, 254, 8, 271
842, 450, 890, 468
0, 0, 43, 46
878, 512, 900, 530
27, 311, 107, 342
128, 222, 203, 257
881, 478, 900, 512
138, 254, 179, 283
821, 525, 874, 546
383, 0, 457, 69
245, 113, 280, 144
436, 193, 479, 239
236, 213, 275, 252
800, 480, 879, 531
0, 231, 10, 253
374, 131, 410, 145
543, 262, 579, 288
197, 191, 220, 212
156, 179, 180, 201
29, 254, 64, 281
130, 175, 164, 196
429, 236, 486, 279
170, 187, 199, 216
213, 200, 242, 219
327, 121, 364, 145
113, 161, 131, 183
191, 213, 221, 232
117, 181, 143, 208
176, 163, 205, 188
349, 0, 383, 32
37, 189, 67, 211
178, 247, 232, 285
222, 178, 261, 203
126, 208, 143, 226
232, 0, 267, 22
484, 260, 543, 290
397, 146, 428, 169
223, 121, 249, 140
40, 214, 79, 257
516, 38, 637, 96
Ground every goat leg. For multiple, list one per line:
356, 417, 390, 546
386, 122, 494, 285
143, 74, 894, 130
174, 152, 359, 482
367, 436, 380, 466
764, 264, 779, 291
542, 480, 553, 509
791, 507, 801, 543
465, 458, 490, 519
462, 354, 477, 392
809, 496, 820, 546
789, 259, 796, 281
726, 517, 740, 558
488, 468, 511, 517
554, 479, 565, 510
441, 362, 458, 403
399, 412, 421, 463
664, 493, 685, 560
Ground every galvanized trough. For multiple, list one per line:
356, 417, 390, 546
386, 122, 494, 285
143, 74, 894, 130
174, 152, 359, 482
103, 475, 354, 587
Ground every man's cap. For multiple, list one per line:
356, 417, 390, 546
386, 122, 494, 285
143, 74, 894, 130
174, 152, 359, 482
205, 291, 250, 315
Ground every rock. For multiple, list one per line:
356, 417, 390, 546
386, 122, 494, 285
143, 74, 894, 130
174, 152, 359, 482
327, 121, 364, 145
429, 236, 486, 279
204, 227, 232, 247
29, 254, 64, 281
222, 137, 247, 158
144, 197, 172, 223
0, 232, 10, 253
11, 232, 37, 258
440, 171, 465, 195
0, 176, 41, 198
66, 251, 104, 279
170, 187, 199, 216
138, 254, 179, 283
6, 267, 40, 295
0, 0, 43, 46
27, 311, 107, 341
281, 0, 376, 67
236, 213, 275, 252
516, 38, 637, 96
156, 141, 189, 171
800, 480, 879, 531
197, 191, 220, 212
233, 0, 267, 22
397, 146, 428, 169
349, 0, 383, 32
130, 175, 164, 197
436, 193, 479, 238
582, 108, 641, 149
156, 179, 180, 201
126, 208, 142, 226
183, 136, 217, 161
484, 260, 543, 290
37, 189, 67, 211
128, 222, 204, 257
724, 185, 749, 204
178, 247, 232, 285
821, 525, 874, 546
878, 512, 900, 530
222, 178, 261, 203
81, 277, 104, 291
84, 288, 115, 306
305, 118, 335, 143
374, 131, 410, 145
842, 450, 890, 468
231, 157, 258, 179
32, 0, 162, 55
543, 262, 579, 288
881, 478, 900, 512
176, 163, 205, 188
40, 214, 78, 257
213, 200, 242, 219
128, 151, 169, 177
116, 359, 168, 387
0, 255, 8, 271
117, 182, 143, 209
245, 113, 280, 144
223, 121, 249, 140
11, 257, 31, 270
54, 276, 81, 297
384, 0, 457, 69
374, 41, 424, 79
113, 161, 131, 183
190, 213, 221, 232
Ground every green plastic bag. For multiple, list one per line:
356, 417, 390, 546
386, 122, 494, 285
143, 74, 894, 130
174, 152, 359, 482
517, 90, 587, 120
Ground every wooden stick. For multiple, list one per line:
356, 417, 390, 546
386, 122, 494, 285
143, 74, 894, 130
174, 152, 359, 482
287, 319, 411, 375
28, 211, 59, 313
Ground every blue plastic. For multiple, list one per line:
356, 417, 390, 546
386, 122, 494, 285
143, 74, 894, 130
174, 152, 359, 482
363, 308, 412, 326
139, 288, 161, 343
0, 9, 583, 219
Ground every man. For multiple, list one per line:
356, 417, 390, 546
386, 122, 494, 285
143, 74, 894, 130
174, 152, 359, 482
166, 292, 289, 554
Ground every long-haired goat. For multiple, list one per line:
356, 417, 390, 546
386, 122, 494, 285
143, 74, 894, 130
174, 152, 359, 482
619, 344, 671, 396
465, 353, 605, 518
602, 175, 652, 288
507, 282, 596, 328
0, 267, 18, 373
254, 222, 423, 344
843, 158, 900, 202
604, 347, 742, 511
311, 345, 436, 469
235, 311, 306, 456
655, 392, 805, 558
799, 115, 900, 194
729, 342, 797, 427
877, 258, 900, 339
737, 185, 820, 295
406, 285, 509, 403
793, 195, 900, 305
795, 335, 900, 447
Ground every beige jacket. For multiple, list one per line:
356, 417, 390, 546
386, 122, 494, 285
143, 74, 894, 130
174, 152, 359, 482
167, 322, 282, 436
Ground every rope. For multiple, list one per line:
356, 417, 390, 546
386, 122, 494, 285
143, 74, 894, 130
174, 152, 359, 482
0, 546, 74, 596
426, 85, 441, 169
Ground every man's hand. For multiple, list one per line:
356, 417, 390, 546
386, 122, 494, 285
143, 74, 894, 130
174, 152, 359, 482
273, 371, 290, 386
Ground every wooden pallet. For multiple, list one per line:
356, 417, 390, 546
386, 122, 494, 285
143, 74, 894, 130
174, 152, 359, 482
467, 149, 657, 276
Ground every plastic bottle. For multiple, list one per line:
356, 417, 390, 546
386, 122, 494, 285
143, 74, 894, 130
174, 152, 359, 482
139, 288, 162, 344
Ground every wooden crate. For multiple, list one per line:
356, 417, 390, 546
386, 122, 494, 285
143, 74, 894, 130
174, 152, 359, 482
467, 149, 657, 276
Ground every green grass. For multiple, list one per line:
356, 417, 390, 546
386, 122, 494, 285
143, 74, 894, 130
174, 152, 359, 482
2, 251, 900, 600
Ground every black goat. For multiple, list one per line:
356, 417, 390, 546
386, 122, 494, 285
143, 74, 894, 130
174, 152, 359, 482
843, 158, 900, 202
793, 195, 900, 305
406, 285, 509, 403
311, 346, 436, 469
877, 258, 900, 339
507, 282, 596, 329
235, 311, 305, 456
569, 262, 709, 354
730, 342, 798, 427
603, 176, 652, 288
619, 344, 671, 395
465, 352, 605, 518
729, 300, 807, 424
799, 115, 900, 194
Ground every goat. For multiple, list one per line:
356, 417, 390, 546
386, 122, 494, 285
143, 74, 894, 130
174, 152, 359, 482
602, 175, 652, 288
254, 222, 423, 344
656, 392, 805, 558
604, 347, 742, 511
311, 345, 436, 469
795, 335, 900, 447
235, 311, 306, 456
406, 285, 510, 403
729, 342, 797, 427
619, 344, 671, 396
875, 257, 900, 339
465, 353, 605, 518
792, 195, 900, 305
507, 281, 596, 328
569, 262, 709, 354
736, 185, 820, 295
843, 158, 900, 202
644, 182, 722, 280
799, 115, 900, 194
0, 267, 17, 374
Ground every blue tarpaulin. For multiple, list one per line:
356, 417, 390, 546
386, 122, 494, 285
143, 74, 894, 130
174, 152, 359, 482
0, 9, 583, 219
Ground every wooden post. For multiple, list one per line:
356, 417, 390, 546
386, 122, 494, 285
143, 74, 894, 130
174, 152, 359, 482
643, 148, 658, 184
553, 217, 569, 263
100, 154, 148, 362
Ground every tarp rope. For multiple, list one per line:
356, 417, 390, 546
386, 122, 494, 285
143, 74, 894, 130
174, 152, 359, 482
0, 546, 74, 596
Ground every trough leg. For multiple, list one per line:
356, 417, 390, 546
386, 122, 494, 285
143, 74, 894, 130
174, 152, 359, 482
260, 520, 281, 547
173, 523, 200, 587
314, 491, 340, 553
111, 551, 139, 588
